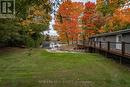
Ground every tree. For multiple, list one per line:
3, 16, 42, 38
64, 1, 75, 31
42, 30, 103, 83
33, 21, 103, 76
96, 0, 127, 16
103, 5, 130, 32
82, 2, 97, 43
0, 0, 52, 48
55, 1, 83, 45
15, 0, 51, 19
95, 0, 130, 33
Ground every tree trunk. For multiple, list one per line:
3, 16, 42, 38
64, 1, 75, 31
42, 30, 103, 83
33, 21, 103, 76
65, 32, 69, 46
82, 32, 86, 46
72, 38, 74, 45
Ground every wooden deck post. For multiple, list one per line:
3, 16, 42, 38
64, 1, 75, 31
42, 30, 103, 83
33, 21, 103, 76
90, 40, 92, 47
108, 41, 110, 52
94, 41, 96, 53
106, 41, 110, 58
122, 42, 125, 56
120, 42, 125, 64
99, 41, 101, 49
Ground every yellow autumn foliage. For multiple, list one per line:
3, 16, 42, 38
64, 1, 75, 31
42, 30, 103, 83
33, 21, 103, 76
20, 5, 51, 26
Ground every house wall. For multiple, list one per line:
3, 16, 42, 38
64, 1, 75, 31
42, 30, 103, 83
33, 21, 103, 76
106, 35, 116, 50
89, 32, 130, 55
91, 33, 130, 53
92, 35, 117, 50
122, 33, 130, 53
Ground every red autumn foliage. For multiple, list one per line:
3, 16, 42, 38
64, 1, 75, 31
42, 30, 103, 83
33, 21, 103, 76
55, 1, 83, 44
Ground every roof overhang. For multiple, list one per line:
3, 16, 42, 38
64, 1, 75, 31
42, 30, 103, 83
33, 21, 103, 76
90, 29, 130, 38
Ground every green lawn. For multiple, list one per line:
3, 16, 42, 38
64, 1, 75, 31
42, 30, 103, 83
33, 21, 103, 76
0, 48, 130, 87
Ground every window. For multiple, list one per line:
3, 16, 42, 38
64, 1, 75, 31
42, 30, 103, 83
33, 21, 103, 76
118, 36, 122, 42
95, 38, 97, 41
117, 35, 122, 42
116, 35, 122, 50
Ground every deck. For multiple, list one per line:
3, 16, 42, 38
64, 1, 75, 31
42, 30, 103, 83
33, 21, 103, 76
77, 41, 130, 59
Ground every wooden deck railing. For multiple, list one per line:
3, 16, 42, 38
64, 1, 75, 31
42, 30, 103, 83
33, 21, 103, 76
88, 41, 130, 58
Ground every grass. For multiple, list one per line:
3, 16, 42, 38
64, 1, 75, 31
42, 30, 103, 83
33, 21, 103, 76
0, 48, 130, 87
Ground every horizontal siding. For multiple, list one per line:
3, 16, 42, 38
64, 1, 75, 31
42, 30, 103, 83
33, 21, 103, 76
122, 34, 130, 53
91, 33, 130, 54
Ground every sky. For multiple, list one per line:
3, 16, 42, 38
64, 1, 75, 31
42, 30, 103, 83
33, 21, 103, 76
44, 0, 96, 36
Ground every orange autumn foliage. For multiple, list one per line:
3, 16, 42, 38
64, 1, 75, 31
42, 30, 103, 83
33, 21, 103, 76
55, 1, 83, 44
55, 0, 130, 44
104, 3, 130, 32
82, 2, 97, 37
